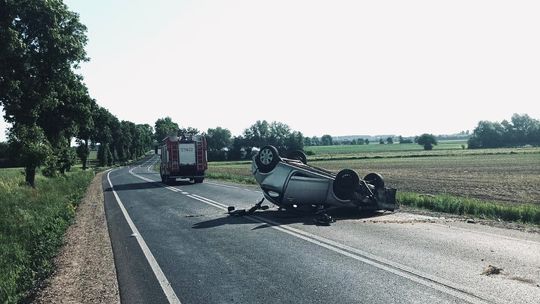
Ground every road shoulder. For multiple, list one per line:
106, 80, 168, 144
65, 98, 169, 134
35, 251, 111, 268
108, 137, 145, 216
34, 171, 120, 304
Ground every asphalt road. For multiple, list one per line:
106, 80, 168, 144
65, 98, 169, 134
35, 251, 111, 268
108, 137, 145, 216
103, 155, 540, 304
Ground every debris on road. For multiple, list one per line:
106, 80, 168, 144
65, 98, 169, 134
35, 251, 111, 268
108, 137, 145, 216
228, 198, 269, 216
482, 265, 503, 276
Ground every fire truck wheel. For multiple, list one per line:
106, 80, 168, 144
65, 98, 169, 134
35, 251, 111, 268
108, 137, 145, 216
194, 177, 204, 183
161, 174, 167, 183
256, 145, 280, 173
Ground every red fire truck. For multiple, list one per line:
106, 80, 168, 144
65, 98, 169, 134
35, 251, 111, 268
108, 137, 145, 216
159, 135, 208, 184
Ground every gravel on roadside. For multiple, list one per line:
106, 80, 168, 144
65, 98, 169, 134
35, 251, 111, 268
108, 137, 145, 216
34, 172, 120, 304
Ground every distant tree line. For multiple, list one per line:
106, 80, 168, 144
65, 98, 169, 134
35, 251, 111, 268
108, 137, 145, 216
206, 120, 304, 161
155, 119, 304, 161
468, 114, 540, 149
0, 1, 153, 186
304, 135, 370, 146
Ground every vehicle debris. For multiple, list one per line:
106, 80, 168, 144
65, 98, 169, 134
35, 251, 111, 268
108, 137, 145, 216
482, 265, 503, 276
228, 198, 269, 216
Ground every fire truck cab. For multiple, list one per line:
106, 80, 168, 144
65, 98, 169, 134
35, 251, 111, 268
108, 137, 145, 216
159, 134, 208, 184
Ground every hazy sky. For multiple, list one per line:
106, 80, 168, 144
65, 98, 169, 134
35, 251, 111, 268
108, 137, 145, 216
2, 0, 539, 140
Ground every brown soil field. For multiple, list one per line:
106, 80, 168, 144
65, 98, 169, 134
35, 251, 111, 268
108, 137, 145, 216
208, 153, 540, 205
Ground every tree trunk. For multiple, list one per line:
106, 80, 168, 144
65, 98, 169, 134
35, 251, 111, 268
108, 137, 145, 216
82, 140, 88, 170
25, 165, 36, 187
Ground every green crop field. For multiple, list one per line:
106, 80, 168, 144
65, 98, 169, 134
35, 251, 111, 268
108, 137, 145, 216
305, 140, 468, 156
304, 140, 540, 160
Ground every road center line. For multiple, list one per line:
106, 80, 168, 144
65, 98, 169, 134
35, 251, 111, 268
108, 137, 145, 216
205, 181, 240, 190
127, 163, 493, 303
186, 195, 227, 210
107, 170, 182, 304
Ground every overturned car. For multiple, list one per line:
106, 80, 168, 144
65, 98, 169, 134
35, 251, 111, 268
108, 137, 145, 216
251, 146, 398, 217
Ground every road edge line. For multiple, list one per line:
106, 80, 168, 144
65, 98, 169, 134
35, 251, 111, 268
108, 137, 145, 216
107, 169, 181, 304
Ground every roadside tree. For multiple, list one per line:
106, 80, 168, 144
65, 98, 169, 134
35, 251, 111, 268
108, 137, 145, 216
8, 125, 52, 186
179, 127, 200, 136
75, 98, 97, 170
0, 0, 88, 185
207, 127, 232, 151
243, 120, 271, 148
154, 117, 179, 141
284, 131, 304, 151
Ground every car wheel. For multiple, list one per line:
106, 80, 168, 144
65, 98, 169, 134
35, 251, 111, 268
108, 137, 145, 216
333, 169, 359, 200
256, 145, 280, 173
364, 173, 385, 190
287, 150, 307, 164
194, 177, 204, 183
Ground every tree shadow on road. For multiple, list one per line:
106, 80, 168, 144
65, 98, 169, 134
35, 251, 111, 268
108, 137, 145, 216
104, 181, 163, 192
104, 180, 195, 192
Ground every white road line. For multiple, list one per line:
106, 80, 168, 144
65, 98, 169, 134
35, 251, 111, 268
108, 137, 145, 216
128, 167, 154, 183
147, 158, 158, 172
206, 181, 261, 194
252, 216, 492, 304
126, 168, 492, 303
205, 181, 240, 190
166, 186, 180, 192
186, 195, 228, 210
107, 170, 182, 304
180, 193, 492, 303
190, 194, 229, 208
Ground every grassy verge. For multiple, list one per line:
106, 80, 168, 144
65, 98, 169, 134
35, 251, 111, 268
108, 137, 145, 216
206, 172, 256, 184
398, 192, 540, 224
0, 168, 94, 303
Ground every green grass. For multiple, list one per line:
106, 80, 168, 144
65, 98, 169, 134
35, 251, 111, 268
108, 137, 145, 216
304, 141, 540, 161
305, 140, 467, 155
206, 172, 256, 184
0, 168, 94, 303
398, 192, 540, 224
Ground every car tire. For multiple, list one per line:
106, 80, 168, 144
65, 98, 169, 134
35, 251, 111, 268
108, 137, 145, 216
333, 169, 360, 200
287, 150, 307, 164
364, 173, 385, 190
256, 145, 281, 173
194, 177, 204, 183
